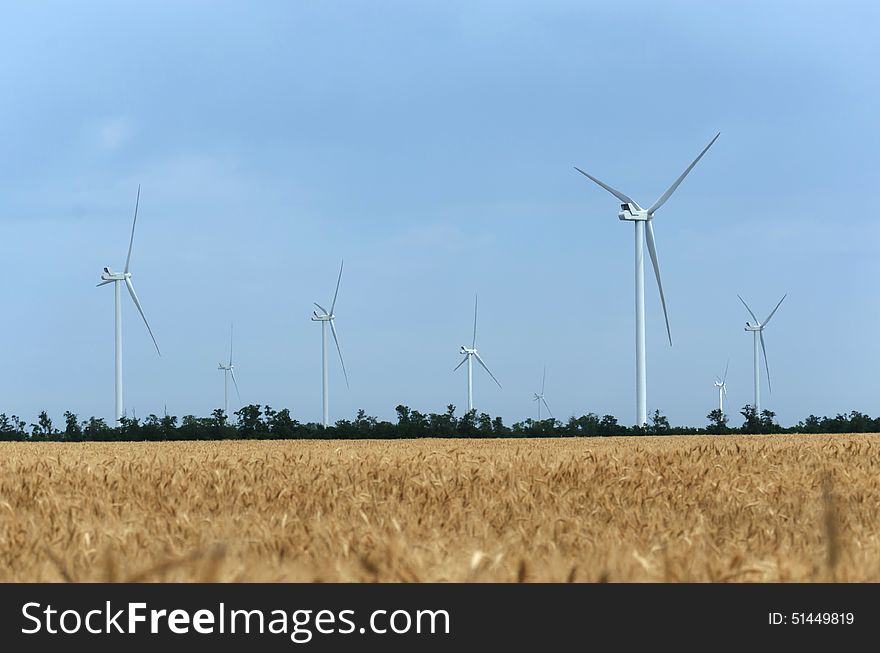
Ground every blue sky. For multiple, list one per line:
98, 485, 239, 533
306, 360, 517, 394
1, 1, 878, 428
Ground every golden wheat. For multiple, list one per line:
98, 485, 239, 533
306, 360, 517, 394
1, 435, 878, 582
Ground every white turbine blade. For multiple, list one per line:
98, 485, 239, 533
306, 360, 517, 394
453, 355, 469, 372
314, 302, 329, 315
723, 359, 729, 383
723, 384, 728, 397
472, 294, 478, 348
124, 184, 140, 275
541, 396, 553, 419
330, 260, 343, 315
647, 132, 720, 215
737, 294, 760, 324
229, 323, 234, 366
124, 277, 161, 356
573, 167, 638, 206
759, 331, 772, 395
474, 352, 502, 389
329, 320, 349, 388
645, 221, 672, 346
96, 279, 114, 287
541, 366, 546, 394
229, 369, 242, 402
763, 294, 787, 326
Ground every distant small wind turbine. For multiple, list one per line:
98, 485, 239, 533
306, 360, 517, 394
575, 133, 720, 426
454, 295, 501, 413
713, 360, 729, 414
96, 185, 161, 424
311, 261, 349, 428
218, 324, 241, 415
738, 294, 787, 413
533, 366, 553, 420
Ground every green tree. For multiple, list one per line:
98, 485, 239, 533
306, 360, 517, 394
427, 405, 457, 438
83, 416, 112, 439
797, 414, 821, 433
160, 413, 178, 439
760, 409, 778, 433
0, 414, 27, 440
267, 408, 298, 438
650, 409, 671, 435
477, 412, 493, 435
354, 409, 377, 437
458, 409, 477, 436
740, 405, 761, 434
235, 404, 265, 437
63, 411, 83, 441
599, 414, 624, 436
706, 409, 729, 434
395, 405, 412, 437
118, 415, 142, 439
31, 411, 56, 440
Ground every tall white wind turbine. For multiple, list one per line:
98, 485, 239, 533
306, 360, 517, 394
738, 294, 786, 413
311, 261, 349, 428
454, 295, 501, 413
575, 132, 719, 426
96, 185, 161, 424
218, 324, 241, 415
533, 366, 553, 421
713, 360, 729, 414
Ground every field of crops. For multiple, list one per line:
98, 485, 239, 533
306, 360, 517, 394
1, 435, 879, 582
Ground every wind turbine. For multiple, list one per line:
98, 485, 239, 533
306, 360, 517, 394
575, 132, 719, 426
738, 294, 786, 413
96, 185, 161, 424
311, 261, 349, 428
713, 360, 729, 414
533, 366, 553, 421
218, 324, 241, 416
454, 295, 501, 413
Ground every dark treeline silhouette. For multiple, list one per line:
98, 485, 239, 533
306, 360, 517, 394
1, 405, 879, 441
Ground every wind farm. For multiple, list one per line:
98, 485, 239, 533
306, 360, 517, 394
1, 2, 879, 592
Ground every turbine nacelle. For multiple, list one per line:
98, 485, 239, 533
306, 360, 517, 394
100, 267, 128, 282
744, 322, 763, 332
311, 311, 333, 322
617, 203, 649, 222
460, 345, 476, 355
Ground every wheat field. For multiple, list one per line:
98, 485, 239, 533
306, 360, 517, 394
1, 435, 878, 582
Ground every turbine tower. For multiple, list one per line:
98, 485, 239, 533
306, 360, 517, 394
454, 295, 501, 413
218, 324, 241, 415
575, 132, 719, 426
311, 261, 349, 428
96, 185, 161, 424
713, 360, 729, 414
738, 294, 786, 413
533, 366, 553, 421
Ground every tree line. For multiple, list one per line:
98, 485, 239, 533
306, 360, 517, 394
1, 405, 878, 441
